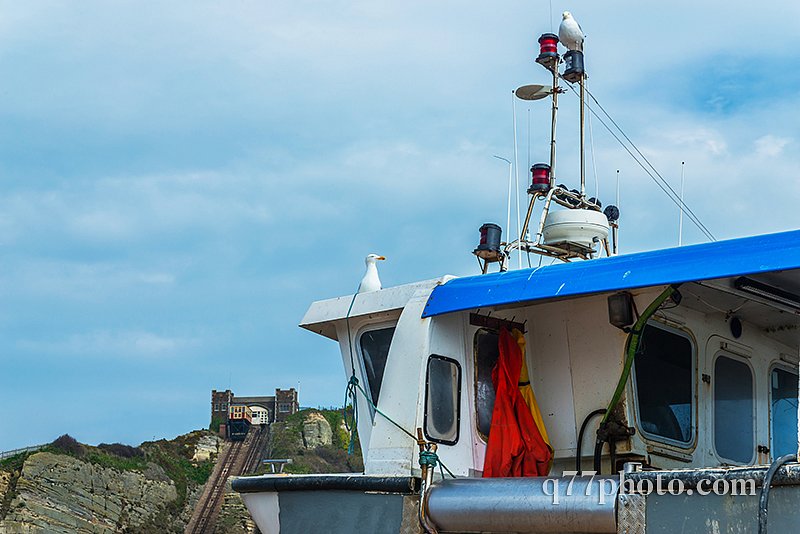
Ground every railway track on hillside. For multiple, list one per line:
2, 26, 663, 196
185, 434, 248, 534
242, 426, 269, 474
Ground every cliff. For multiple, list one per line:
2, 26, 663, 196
0, 432, 216, 534
0, 409, 363, 533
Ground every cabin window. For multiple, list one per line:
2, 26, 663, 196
424, 355, 461, 445
633, 323, 694, 445
358, 327, 396, 406
770, 367, 798, 459
714, 355, 754, 464
474, 329, 500, 438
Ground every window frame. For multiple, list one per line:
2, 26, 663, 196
473, 327, 500, 443
768, 362, 798, 461
355, 322, 397, 415
423, 354, 462, 446
711, 351, 756, 465
631, 320, 698, 449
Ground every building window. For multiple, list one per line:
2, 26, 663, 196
474, 329, 500, 439
633, 323, 694, 445
279, 403, 291, 413
424, 355, 461, 445
714, 355, 754, 463
358, 327, 396, 407
771, 367, 798, 459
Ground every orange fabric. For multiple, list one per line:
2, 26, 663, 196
483, 328, 552, 477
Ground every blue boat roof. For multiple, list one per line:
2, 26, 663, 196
422, 229, 800, 318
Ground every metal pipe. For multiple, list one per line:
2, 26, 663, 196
759, 455, 796, 534
426, 477, 619, 533
549, 62, 559, 186
419, 464, 438, 534
611, 224, 618, 255
519, 62, 560, 251
534, 187, 558, 246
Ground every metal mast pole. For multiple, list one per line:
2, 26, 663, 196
549, 62, 559, 187
519, 62, 560, 248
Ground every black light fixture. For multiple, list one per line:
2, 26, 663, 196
608, 292, 634, 330
563, 50, 585, 83
729, 316, 743, 339
734, 277, 800, 311
474, 223, 503, 262
604, 205, 620, 223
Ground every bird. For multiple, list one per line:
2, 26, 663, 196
558, 11, 584, 51
357, 254, 386, 293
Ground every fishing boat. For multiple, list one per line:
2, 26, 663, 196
232, 19, 800, 534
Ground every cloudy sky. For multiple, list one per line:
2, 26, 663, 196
1, 1, 798, 450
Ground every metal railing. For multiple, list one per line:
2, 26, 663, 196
0, 444, 45, 461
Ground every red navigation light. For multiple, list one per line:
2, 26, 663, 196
536, 33, 559, 68
528, 163, 551, 193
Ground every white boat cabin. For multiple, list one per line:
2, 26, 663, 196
301, 231, 800, 478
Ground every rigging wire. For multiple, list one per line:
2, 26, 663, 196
562, 82, 716, 242
580, 85, 716, 241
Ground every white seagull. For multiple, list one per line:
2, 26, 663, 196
558, 11, 584, 51
357, 253, 386, 293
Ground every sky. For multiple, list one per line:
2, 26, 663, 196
1, 1, 799, 450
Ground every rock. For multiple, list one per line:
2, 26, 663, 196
192, 433, 221, 463
302, 412, 333, 449
213, 481, 256, 534
0, 452, 178, 534
0, 471, 11, 501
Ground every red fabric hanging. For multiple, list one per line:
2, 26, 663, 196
483, 328, 552, 477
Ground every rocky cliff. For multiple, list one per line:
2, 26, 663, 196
0, 409, 362, 533
0, 432, 217, 534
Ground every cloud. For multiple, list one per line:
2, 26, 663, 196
16, 330, 200, 359
2, 0, 800, 450
755, 135, 792, 158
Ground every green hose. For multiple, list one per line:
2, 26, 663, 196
601, 285, 678, 424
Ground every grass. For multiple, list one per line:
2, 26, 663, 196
265, 408, 363, 475
83, 450, 149, 472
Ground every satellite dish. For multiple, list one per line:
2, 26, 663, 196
515, 84, 552, 101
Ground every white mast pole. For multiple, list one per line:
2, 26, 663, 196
493, 155, 513, 253
512, 91, 522, 269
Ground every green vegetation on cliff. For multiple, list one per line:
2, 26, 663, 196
266, 408, 363, 474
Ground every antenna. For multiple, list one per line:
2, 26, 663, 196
527, 108, 531, 171
679, 162, 685, 246
493, 155, 513, 267
512, 91, 522, 269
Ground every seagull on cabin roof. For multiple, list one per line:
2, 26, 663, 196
558, 11, 584, 51
357, 253, 386, 293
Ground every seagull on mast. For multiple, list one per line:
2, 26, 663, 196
357, 254, 386, 293
558, 11, 584, 51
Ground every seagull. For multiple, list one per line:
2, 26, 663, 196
357, 254, 386, 293
558, 11, 584, 51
